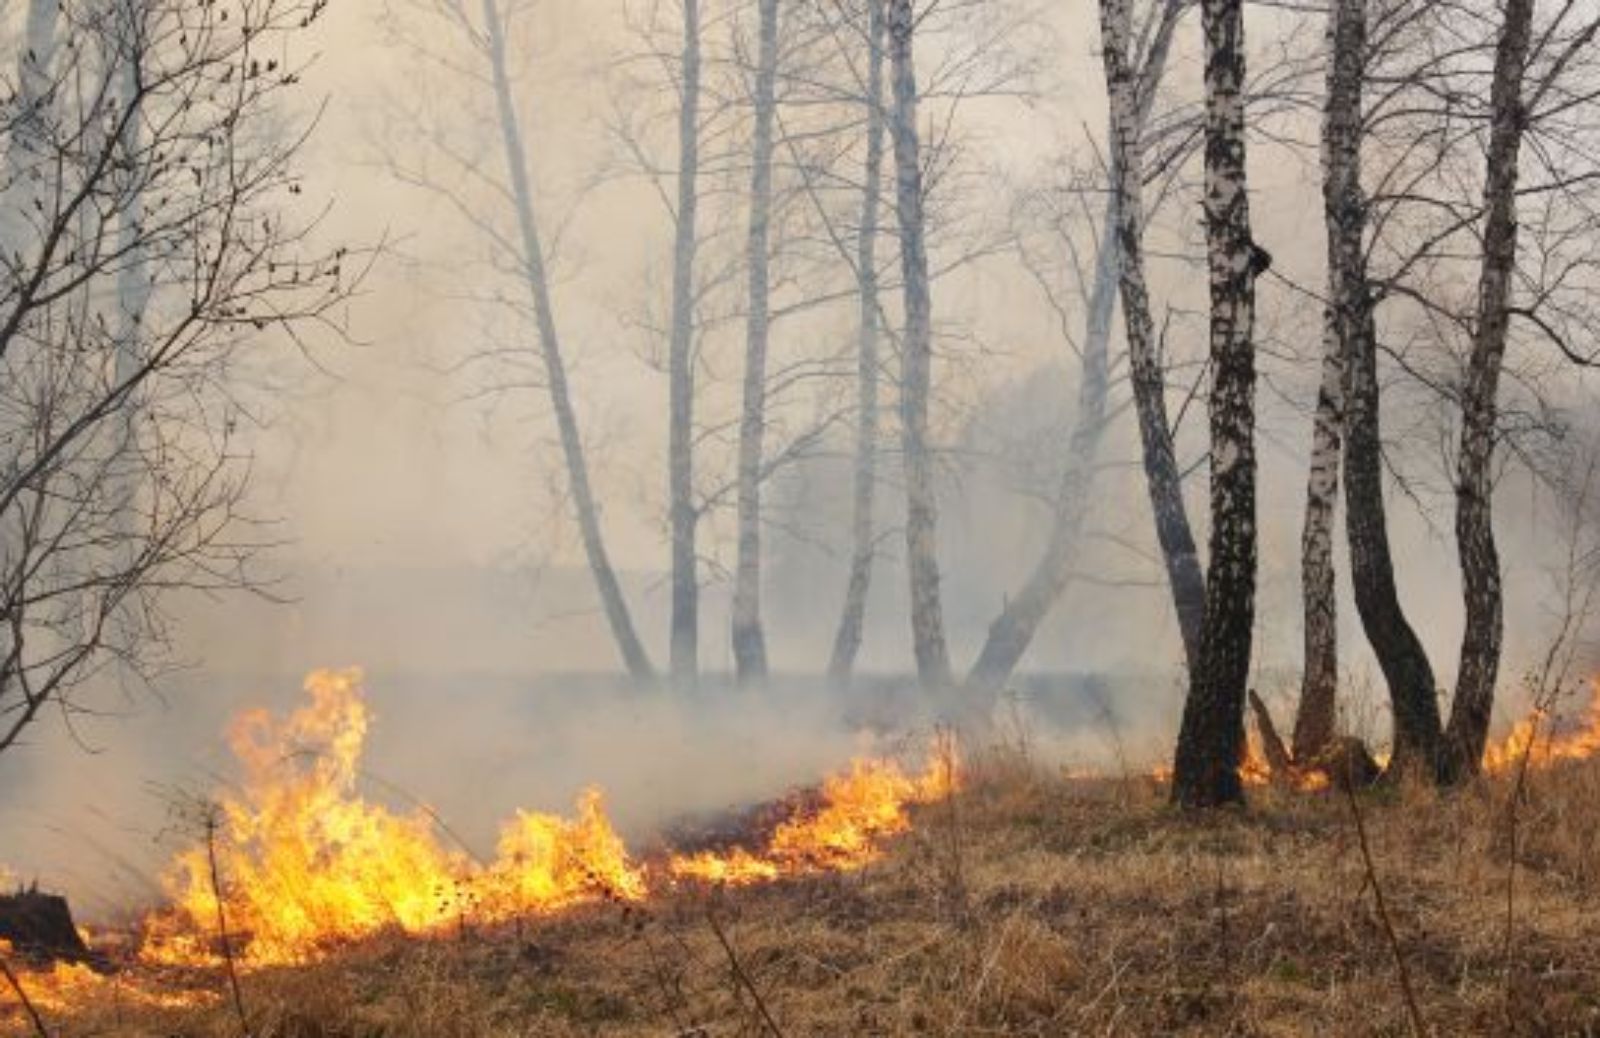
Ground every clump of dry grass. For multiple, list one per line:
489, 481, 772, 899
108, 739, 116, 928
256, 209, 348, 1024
10, 751, 1600, 1036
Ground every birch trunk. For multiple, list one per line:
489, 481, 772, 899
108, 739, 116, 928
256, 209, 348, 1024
485, 0, 654, 681
1292, 0, 1361, 764
827, 0, 886, 686
1100, 0, 1206, 676
965, 0, 1189, 701
1442, 0, 1534, 782
886, 0, 951, 691
669, 0, 703, 690
964, 203, 1115, 699
1334, 0, 1440, 775
1172, 0, 1262, 809
731, 0, 780, 685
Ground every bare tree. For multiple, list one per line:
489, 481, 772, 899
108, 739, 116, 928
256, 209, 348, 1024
885, 0, 953, 693
1291, 0, 1361, 764
730, 0, 781, 684
1171, 0, 1267, 808
668, 0, 705, 689
380, 0, 657, 682
962, 0, 1191, 703
1440, 0, 1537, 781
826, 0, 886, 686
1096, 0, 1207, 686
0, 0, 349, 754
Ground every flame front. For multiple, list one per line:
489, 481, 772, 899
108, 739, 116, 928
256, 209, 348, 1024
1484, 679, 1600, 775
142, 669, 645, 967
668, 739, 959, 885
133, 669, 949, 969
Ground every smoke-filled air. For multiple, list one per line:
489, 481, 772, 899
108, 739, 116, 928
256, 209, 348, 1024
1, 0, 1599, 1034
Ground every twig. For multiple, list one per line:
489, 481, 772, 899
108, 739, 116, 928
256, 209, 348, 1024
704, 902, 785, 1038
204, 810, 252, 1038
0, 951, 50, 1038
1342, 782, 1426, 1038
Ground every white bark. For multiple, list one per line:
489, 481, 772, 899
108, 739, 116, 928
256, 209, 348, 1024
483, 0, 655, 681
887, 0, 951, 692
827, 0, 887, 685
731, 0, 780, 685
668, 0, 703, 690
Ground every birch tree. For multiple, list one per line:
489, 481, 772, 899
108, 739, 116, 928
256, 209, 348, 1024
668, 0, 705, 689
826, 0, 886, 685
377, 0, 656, 682
730, 0, 781, 684
1290, 0, 1361, 764
885, 0, 951, 691
1097, 0, 1206, 681
1439, 0, 1580, 781
1171, 0, 1266, 808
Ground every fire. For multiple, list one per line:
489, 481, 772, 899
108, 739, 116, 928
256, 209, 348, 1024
1483, 679, 1600, 776
142, 669, 647, 967
668, 745, 959, 886
130, 669, 950, 970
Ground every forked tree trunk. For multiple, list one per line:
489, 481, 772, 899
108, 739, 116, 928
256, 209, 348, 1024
485, 0, 654, 681
827, 0, 887, 686
1324, 0, 1441, 777
1292, 0, 1361, 764
731, 0, 780, 685
1100, 0, 1206, 676
669, 0, 703, 690
1172, 0, 1263, 809
886, 0, 952, 692
1442, 0, 1534, 782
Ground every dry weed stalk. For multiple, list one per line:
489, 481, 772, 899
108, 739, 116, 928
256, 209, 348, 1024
201, 803, 252, 1038
0, 949, 49, 1038
1499, 459, 1600, 1021
704, 900, 785, 1038
1342, 778, 1426, 1037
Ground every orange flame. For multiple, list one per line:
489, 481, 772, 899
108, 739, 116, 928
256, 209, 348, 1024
1484, 679, 1600, 776
128, 669, 953, 971
141, 669, 646, 966
668, 739, 959, 885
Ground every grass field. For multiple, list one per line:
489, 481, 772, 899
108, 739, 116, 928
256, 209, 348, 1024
13, 745, 1600, 1037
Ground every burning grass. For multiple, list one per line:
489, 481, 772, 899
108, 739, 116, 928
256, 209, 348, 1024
4, 673, 1600, 1034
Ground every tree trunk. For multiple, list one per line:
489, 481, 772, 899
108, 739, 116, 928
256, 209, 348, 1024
669, 0, 703, 691
1292, 0, 1360, 764
1345, 292, 1442, 776
964, 203, 1115, 700
485, 0, 654, 682
827, 0, 887, 686
1441, 0, 1533, 783
1172, 0, 1262, 809
1330, 1, 1441, 776
886, 0, 951, 692
731, 0, 781, 685
1100, 0, 1206, 676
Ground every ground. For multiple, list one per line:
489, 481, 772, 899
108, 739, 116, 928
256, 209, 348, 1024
8, 751, 1600, 1036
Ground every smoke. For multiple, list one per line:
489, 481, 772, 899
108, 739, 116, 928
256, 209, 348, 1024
1, 0, 1597, 923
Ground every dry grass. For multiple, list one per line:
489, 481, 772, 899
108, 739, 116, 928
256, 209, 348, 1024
11, 751, 1600, 1037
